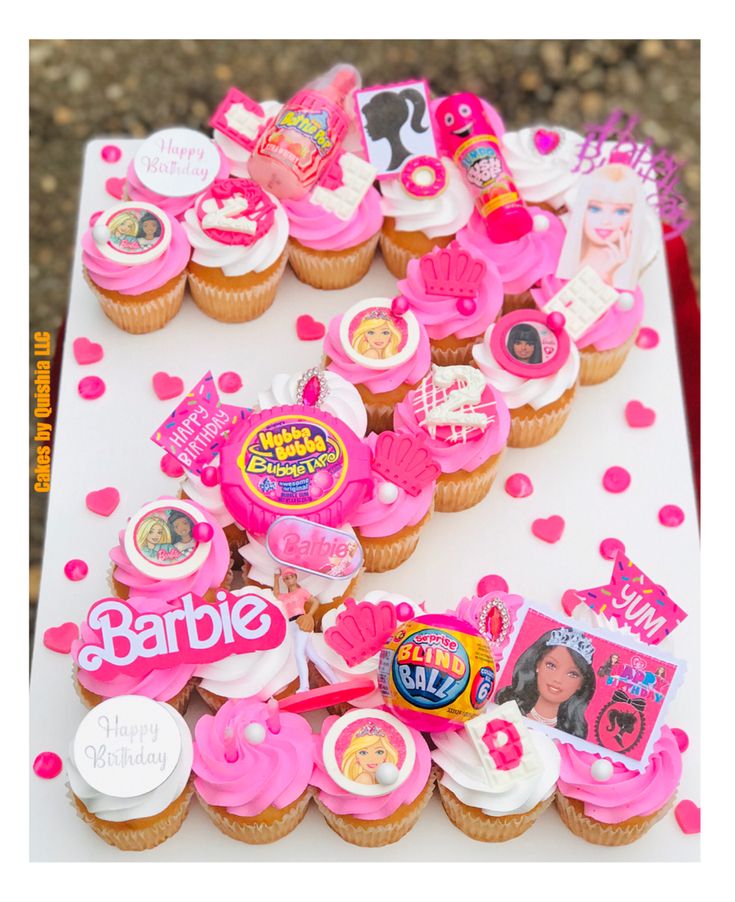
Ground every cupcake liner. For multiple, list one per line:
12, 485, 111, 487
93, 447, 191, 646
438, 781, 554, 842
555, 792, 675, 846
288, 233, 379, 290
187, 251, 287, 323
364, 398, 402, 435
313, 768, 437, 847
501, 290, 536, 316
358, 507, 433, 573
84, 268, 186, 334
73, 668, 197, 716
430, 335, 480, 367
196, 787, 312, 844
71, 781, 194, 851
434, 452, 503, 513
579, 332, 637, 386
508, 384, 577, 448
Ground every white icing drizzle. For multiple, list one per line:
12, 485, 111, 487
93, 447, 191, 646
413, 365, 494, 443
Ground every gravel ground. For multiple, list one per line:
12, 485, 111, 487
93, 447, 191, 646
29, 39, 700, 633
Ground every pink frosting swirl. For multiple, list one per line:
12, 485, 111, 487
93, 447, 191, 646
283, 186, 383, 251
324, 313, 431, 394
110, 499, 231, 600
311, 714, 432, 820
82, 214, 191, 295
556, 726, 682, 824
397, 247, 504, 340
456, 208, 565, 295
72, 594, 196, 701
193, 699, 313, 816
124, 144, 230, 219
393, 376, 510, 474
350, 433, 435, 538
532, 274, 644, 351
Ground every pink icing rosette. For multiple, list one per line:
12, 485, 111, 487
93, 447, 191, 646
124, 144, 230, 220
451, 590, 524, 670
81, 215, 191, 295
324, 314, 432, 395
311, 713, 432, 820
456, 207, 565, 295
556, 726, 682, 824
72, 594, 196, 701
193, 699, 313, 816
532, 274, 644, 352
283, 186, 383, 251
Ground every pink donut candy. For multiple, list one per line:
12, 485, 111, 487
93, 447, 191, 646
400, 156, 447, 198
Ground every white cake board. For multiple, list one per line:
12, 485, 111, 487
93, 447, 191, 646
29, 140, 700, 861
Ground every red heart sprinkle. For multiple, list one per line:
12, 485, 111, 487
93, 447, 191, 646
625, 400, 656, 428
43, 622, 79, 654
73, 337, 104, 365
296, 315, 326, 341
105, 176, 126, 199
85, 486, 120, 517
531, 515, 565, 544
153, 371, 184, 401
533, 128, 560, 155
674, 800, 700, 834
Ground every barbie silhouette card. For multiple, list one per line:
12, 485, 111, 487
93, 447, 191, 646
493, 604, 685, 770
354, 80, 438, 178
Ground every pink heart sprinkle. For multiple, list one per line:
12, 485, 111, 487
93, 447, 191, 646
659, 504, 685, 527
296, 314, 326, 341
43, 622, 79, 654
33, 751, 63, 780
218, 371, 243, 393
476, 574, 509, 596
636, 327, 660, 349
73, 337, 104, 365
505, 472, 534, 498
533, 128, 560, 155
671, 727, 690, 753
625, 400, 656, 428
101, 144, 122, 163
600, 537, 625, 561
105, 176, 126, 199
561, 589, 583, 616
78, 376, 105, 400
531, 515, 565, 544
602, 466, 631, 494
64, 559, 88, 581
85, 486, 120, 517
153, 371, 184, 401
160, 453, 185, 478
674, 800, 700, 834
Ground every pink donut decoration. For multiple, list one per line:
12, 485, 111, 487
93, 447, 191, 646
400, 156, 447, 198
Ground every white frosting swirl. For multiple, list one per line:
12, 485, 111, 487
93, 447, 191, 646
502, 126, 585, 210
182, 190, 289, 276
257, 371, 367, 437
213, 100, 283, 176
179, 470, 238, 529
379, 157, 474, 238
472, 322, 580, 410
432, 718, 560, 816
67, 703, 193, 822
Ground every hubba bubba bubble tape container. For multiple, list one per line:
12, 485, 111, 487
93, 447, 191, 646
378, 613, 496, 733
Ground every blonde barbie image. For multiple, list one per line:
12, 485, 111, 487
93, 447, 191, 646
108, 211, 142, 248
340, 726, 399, 785
136, 515, 178, 562
557, 164, 647, 291
351, 313, 403, 360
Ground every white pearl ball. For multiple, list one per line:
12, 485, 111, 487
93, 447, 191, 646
591, 758, 614, 782
92, 222, 111, 244
377, 482, 399, 504
616, 292, 635, 311
533, 214, 550, 232
494, 730, 509, 748
376, 762, 399, 785
244, 722, 267, 745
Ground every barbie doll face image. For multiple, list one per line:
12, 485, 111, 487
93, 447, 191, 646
105, 207, 166, 255
355, 81, 434, 175
348, 307, 406, 361
133, 506, 199, 565
338, 719, 403, 785
536, 646, 583, 706
505, 322, 556, 366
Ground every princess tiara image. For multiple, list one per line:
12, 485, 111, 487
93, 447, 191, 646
547, 627, 595, 664
355, 722, 387, 738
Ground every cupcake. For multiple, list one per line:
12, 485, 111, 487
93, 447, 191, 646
323, 297, 432, 434
82, 201, 190, 334
432, 701, 561, 842
501, 126, 586, 214
397, 241, 504, 366
311, 707, 436, 846
284, 181, 383, 289
555, 726, 682, 845
472, 309, 580, 447
68, 696, 194, 851
193, 698, 313, 844
183, 178, 289, 322
349, 431, 439, 572
378, 156, 475, 279
456, 207, 565, 315
109, 498, 232, 604
393, 364, 510, 513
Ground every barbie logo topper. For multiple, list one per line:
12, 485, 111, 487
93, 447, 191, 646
490, 309, 571, 379
133, 127, 222, 197
322, 708, 415, 797
494, 604, 684, 770
91, 202, 171, 265
340, 298, 420, 370
124, 499, 215, 580
265, 517, 363, 581
354, 79, 437, 177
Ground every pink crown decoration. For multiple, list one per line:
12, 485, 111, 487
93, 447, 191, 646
324, 597, 398, 666
419, 242, 486, 299
371, 431, 441, 497
355, 722, 387, 738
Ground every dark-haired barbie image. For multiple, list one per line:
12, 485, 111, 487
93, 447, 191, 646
137, 211, 163, 249
506, 323, 543, 365
361, 88, 428, 172
597, 653, 619, 679
605, 707, 639, 747
496, 627, 597, 739
168, 510, 197, 556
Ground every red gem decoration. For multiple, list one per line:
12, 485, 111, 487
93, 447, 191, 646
371, 431, 440, 497
303, 376, 322, 406
324, 597, 398, 666
419, 242, 486, 298
533, 129, 560, 155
